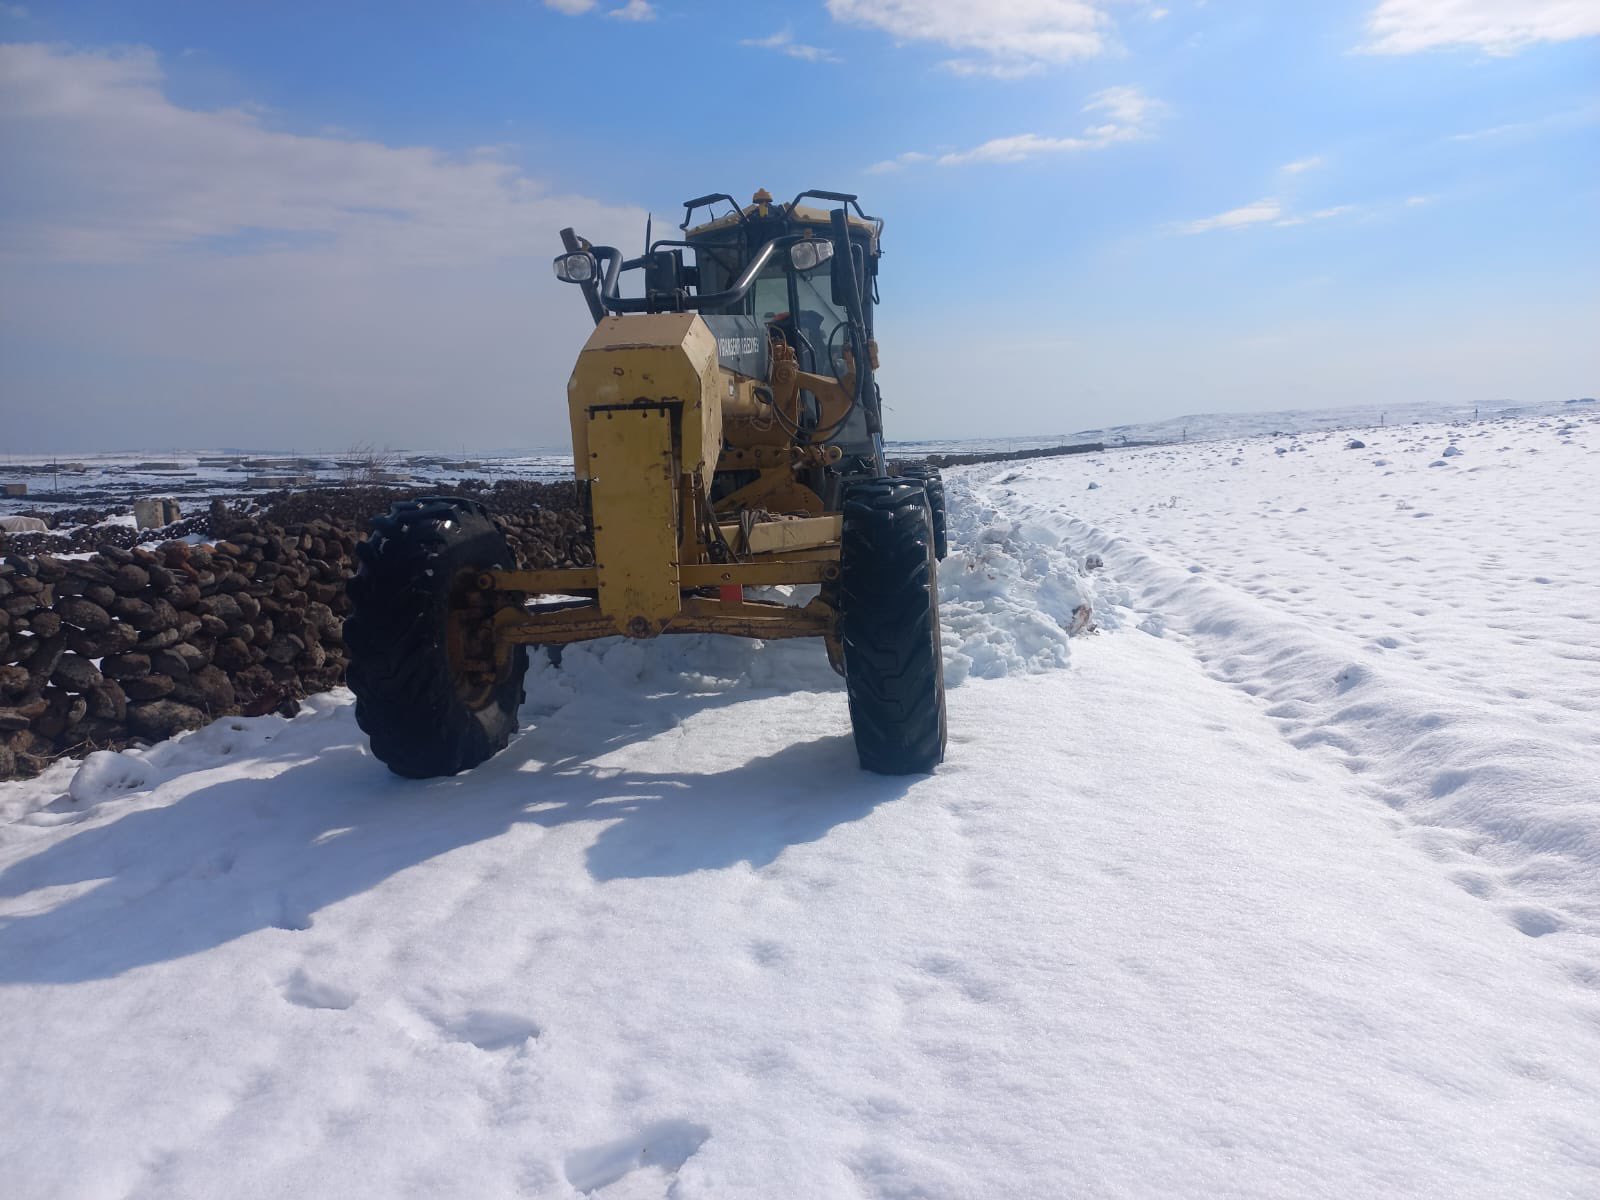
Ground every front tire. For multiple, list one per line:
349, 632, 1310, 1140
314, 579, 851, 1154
344, 497, 527, 778
839, 479, 947, 774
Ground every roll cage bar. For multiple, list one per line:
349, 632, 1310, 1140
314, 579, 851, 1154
582, 232, 811, 316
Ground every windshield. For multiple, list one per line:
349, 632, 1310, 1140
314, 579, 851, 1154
724, 254, 847, 377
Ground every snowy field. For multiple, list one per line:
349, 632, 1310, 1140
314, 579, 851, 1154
3, 411, 1598, 1198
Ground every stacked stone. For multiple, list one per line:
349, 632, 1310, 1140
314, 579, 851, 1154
1, 488, 594, 780
0, 522, 352, 778
920, 442, 1105, 469
0, 513, 212, 557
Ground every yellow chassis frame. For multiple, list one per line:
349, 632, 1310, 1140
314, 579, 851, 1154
451, 514, 846, 690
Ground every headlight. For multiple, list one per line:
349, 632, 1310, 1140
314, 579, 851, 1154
789, 239, 834, 272
553, 251, 596, 283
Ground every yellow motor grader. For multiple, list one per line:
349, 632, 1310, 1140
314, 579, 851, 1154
345, 190, 947, 778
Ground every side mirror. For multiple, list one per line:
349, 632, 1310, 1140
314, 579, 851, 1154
553, 251, 596, 283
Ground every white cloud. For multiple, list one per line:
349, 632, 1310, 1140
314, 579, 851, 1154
1362, 0, 1600, 55
827, 0, 1112, 76
1448, 105, 1599, 142
1084, 83, 1166, 126
0, 42, 649, 450
940, 57, 1046, 79
740, 29, 842, 63
883, 84, 1162, 168
865, 150, 932, 173
1178, 199, 1283, 234
1280, 155, 1324, 173
1180, 197, 1364, 233
543, 0, 596, 14
607, 0, 656, 20
937, 132, 1099, 165
0, 43, 642, 266
1275, 204, 1356, 227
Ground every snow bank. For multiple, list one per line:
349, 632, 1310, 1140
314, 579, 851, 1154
935, 471, 1114, 684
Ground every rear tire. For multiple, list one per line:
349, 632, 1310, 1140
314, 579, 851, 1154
344, 497, 527, 779
839, 479, 947, 775
895, 464, 948, 560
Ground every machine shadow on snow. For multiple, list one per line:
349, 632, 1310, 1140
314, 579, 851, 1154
0, 679, 916, 984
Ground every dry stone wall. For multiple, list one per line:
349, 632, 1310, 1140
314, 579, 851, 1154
0, 484, 591, 780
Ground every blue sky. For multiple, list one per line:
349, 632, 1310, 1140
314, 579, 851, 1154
1, 0, 1595, 452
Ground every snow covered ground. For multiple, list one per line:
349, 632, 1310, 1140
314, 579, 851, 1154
3, 411, 1598, 1198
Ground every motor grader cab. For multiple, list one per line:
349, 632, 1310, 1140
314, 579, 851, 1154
345, 189, 948, 779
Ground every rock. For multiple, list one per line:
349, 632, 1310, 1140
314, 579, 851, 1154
305, 601, 340, 641
0, 707, 34, 732
170, 665, 234, 712
1443, 445, 1463, 457
102, 652, 152, 679
33, 555, 68, 582
109, 596, 154, 626
29, 610, 62, 639
232, 664, 275, 701
152, 643, 206, 677
197, 593, 242, 622
265, 632, 305, 665
242, 683, 300, 719
111, 563, 151, 594
0, 664, 31, 696
60, 693, 89, 729
86, 679, 127, 721
122, 673, 176, 700
25, 635, 65, 686
1345, 439, 1366, 449
56, 596, 113, 632
137, 628, 183, 652
214, 636, 255, 671
126, 699, 206, 740
68, 622, 140, 657
143, 598, 179, 633
50, 652, 104, 693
